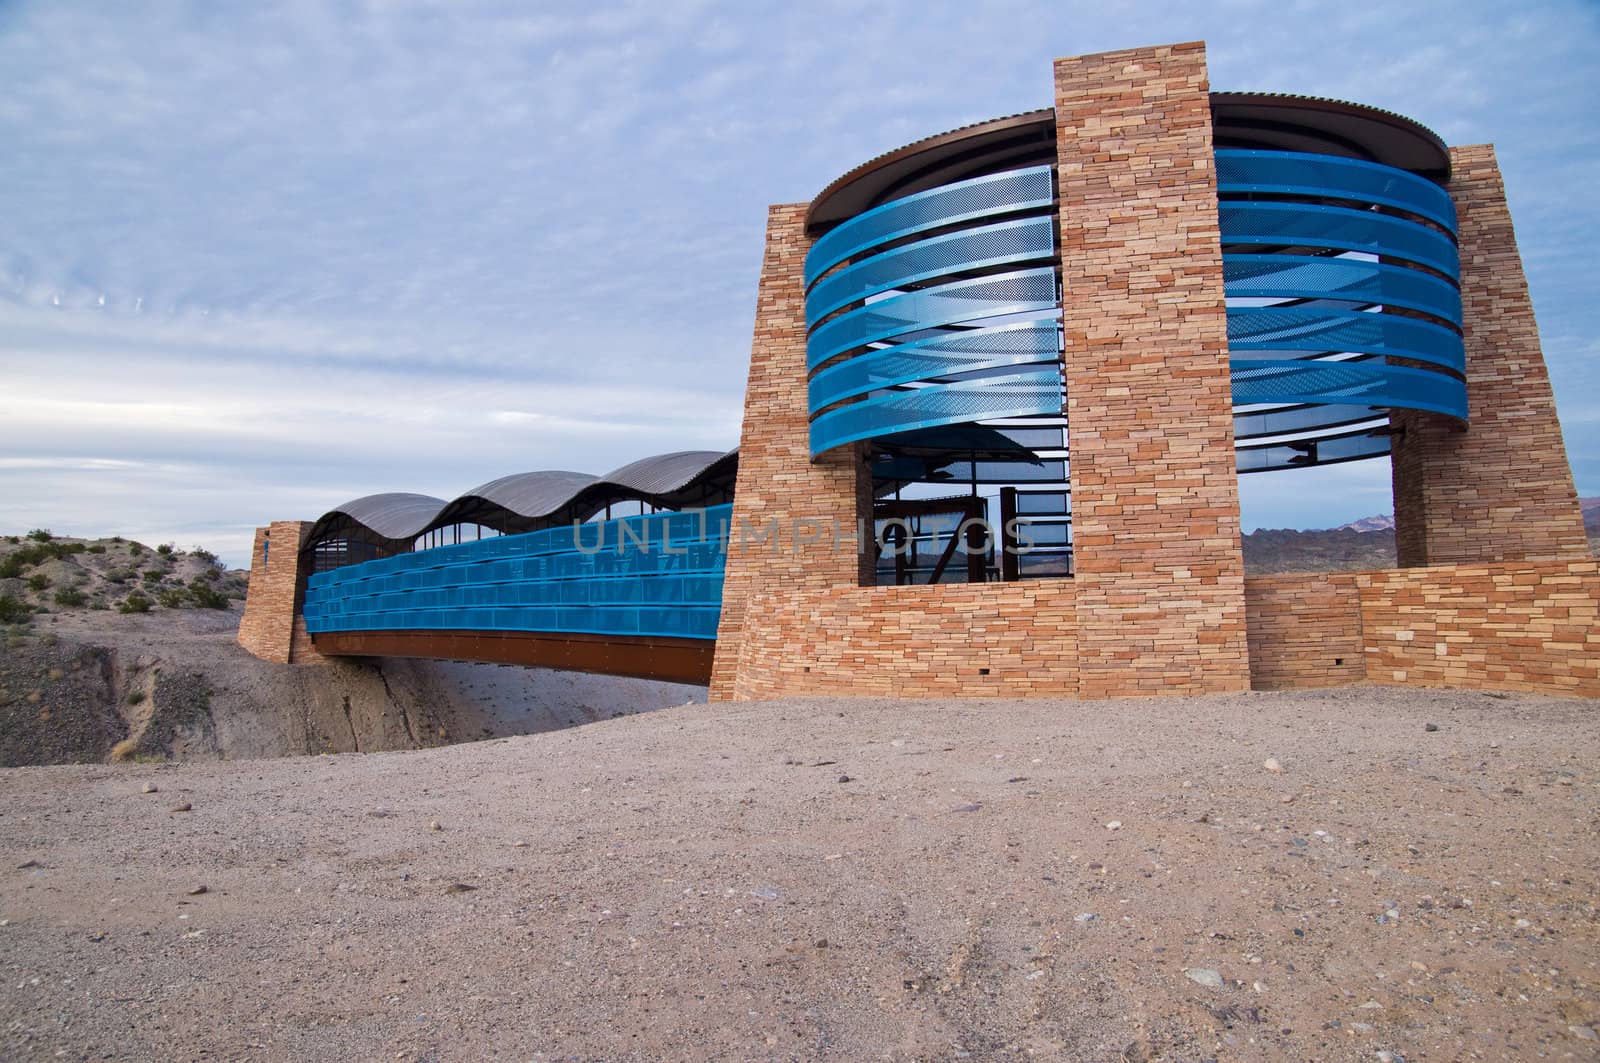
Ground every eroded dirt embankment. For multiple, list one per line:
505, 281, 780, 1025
0, 604, 702, 766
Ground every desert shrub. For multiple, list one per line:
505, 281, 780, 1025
190, 547, 219, 566
0, 595, 29, 623
89, 601, 108, 611
110, 535, 123, 543
25, 528, 53, 542
128, 542, 145, 557
27, 573, 50, 592
187, 583, 230, 609
0, 541, 88, 578
4, 536, 16, 544
125, 690, 146, 706
53, 588, 86, 607
118, 592, 152, 614
156, 543, 173, 556
141, 570, 165, 584
86, 543, 106, 554
157, 589, 185, 609
104, 567, 135, 584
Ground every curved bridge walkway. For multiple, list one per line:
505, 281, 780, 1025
304, 505, 731, 685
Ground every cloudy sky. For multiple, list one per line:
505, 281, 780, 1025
1, 0, 1595, 566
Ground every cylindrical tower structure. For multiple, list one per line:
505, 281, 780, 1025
800, 95, 1466, 480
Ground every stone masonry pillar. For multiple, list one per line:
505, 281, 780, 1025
1053, 41, 1251, 697
1390, 144, 1588, 566
237, 520, 320, 664
709, 204, 873, 701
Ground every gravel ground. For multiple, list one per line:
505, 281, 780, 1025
0, 686, 1597, 1061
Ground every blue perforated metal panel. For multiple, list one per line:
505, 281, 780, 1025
1217, 149, 1466, 427
1230, 359, 1465, 417
1218, 202, 1458, 275
805, 166, 1056, 285
1223, 254, 1461, 324
810, 366, 1063, 454
304, 505, 732, 640
807, 267, 1059, 370
1214, 149, 1457, 230
806, 216, 1056, 323
1227, 307, 1464, 372
809, 320, 1060, 410
801, 148, 1467, 465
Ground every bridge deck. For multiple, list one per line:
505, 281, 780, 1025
311, 629, 715, 684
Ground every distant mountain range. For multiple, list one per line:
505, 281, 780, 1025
1242, 497, 1599, 574
1336, 514, 1395, 533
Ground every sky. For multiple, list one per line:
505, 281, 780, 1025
1, 0, 1596, 567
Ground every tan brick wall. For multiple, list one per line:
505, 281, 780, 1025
1244, 573, 1366, 690
1053, 41, 1250, 698
289, 616, 327, 666
728, 581, 1078, 700
1356, 559, 1600, 697
237, 520, 318, 665
708, 204, 872, 701
1243, 563, 1598, 699
1391, 145, 1588, 566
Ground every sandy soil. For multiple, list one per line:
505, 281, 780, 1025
1, 686, 1597, 1061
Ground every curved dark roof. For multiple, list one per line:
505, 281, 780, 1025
603, 450, 735, 494
806, 91, 1452, 231
315, 492, 450, 543
305, 448, 739, 553
807, 110, 1056, 231
451, 469, 598, 518
1210, 92, 1450, 179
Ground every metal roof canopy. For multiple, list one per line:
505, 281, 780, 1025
304, 449, 739, 555
805, 94, 1451, 232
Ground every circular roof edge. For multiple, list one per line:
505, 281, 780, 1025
806, 93, 1451, 230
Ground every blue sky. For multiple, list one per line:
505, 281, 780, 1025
1, 0, 1595, 566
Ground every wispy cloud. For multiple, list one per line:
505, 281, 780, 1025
0, 0, 1595, 563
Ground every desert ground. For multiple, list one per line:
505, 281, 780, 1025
1, 686, 1596, 1061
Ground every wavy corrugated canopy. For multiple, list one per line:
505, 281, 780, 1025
304, 449, 739, 554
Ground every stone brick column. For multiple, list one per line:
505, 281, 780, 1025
238, 520, 320, 664
709, 204, 872, 701
1053, 41, 1250, 697
1391, 145, 1588, 566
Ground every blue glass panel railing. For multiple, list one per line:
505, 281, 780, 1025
805, 166, 1056, 286
304, 504, 732, 640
